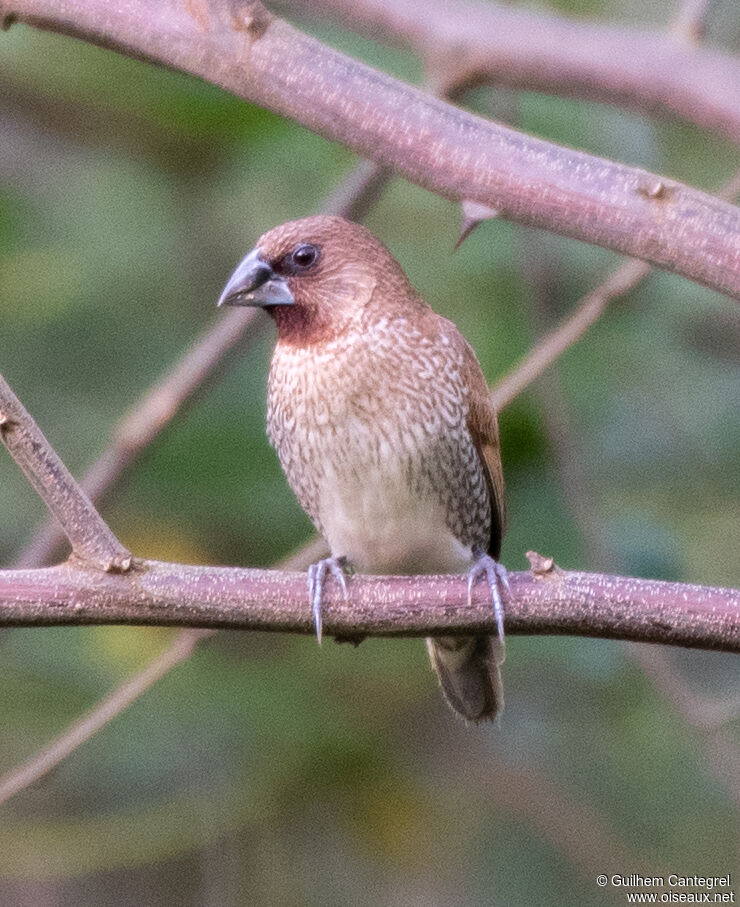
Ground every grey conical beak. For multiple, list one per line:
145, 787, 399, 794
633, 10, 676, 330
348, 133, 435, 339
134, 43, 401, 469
217, 247, 295, 308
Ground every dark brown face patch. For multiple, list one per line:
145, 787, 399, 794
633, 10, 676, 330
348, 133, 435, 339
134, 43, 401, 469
253, 216, 400, 347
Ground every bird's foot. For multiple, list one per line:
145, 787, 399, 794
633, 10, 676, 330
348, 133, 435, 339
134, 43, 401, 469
467, 545, 510, 664
307, 555, 349, 645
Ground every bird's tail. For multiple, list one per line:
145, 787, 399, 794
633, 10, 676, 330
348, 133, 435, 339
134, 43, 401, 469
426, 635, 503, 722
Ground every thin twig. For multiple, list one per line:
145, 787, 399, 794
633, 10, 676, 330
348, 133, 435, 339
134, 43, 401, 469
0, 534, 327, 806
490, 258, 651, 412
0, 160, 384, 802
14, 159, 392, 568
0, 628, 202, 806
1, 0, 739, 298
0, 375, 132, 574
670, 0, 713, 44
490, 169, 740, 412
519, 234, 740, 807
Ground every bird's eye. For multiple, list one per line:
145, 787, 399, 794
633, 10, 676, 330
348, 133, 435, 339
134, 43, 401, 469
290, 243, 319, 269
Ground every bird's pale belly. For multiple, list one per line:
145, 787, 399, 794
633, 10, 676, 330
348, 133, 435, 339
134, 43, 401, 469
317, 459, 472, 575
268, 328, 490, 575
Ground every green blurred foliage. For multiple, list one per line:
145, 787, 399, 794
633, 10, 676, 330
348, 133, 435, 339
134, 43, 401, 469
0, 0, 738, 904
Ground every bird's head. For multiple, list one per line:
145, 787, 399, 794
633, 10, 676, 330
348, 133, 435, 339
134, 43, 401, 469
218, 215, 417, 345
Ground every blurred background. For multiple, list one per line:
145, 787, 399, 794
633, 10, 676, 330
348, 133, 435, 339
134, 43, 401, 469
0, 0, 738, 903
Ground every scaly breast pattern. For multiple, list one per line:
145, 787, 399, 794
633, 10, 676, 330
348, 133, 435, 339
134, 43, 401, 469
266, 315, 491, 573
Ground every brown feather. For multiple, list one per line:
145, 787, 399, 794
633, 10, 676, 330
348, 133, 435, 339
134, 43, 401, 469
465, 360, 506, 559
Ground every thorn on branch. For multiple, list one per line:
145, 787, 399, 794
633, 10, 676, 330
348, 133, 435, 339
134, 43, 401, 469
230, 0, 272, 39
527, 550, 561, 580
0, 560, 737, 650
637, 180, 670, 200
106, 553, 134, 574
456, 200, 499, 250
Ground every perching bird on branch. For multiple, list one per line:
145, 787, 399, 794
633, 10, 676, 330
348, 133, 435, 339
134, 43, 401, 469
218, 216, 508, 722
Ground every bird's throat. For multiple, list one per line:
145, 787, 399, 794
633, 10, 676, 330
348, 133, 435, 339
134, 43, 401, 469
269, 302, 340, 347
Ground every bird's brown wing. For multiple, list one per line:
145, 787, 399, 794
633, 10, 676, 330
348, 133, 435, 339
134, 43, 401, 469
462, 346, 506, 560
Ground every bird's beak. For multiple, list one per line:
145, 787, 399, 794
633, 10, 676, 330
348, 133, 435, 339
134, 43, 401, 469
217, 247, 295, 308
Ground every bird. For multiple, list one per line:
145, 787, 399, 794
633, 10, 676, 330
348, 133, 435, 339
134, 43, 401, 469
218, 215, 508, 722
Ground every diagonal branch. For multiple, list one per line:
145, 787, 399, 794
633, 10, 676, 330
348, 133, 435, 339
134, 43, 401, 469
1, 0, 739, 299
0, 532, 330, 808
14, 159, 391, 569
11, 308, 265, 569
670, 0, 713, 44
0, 628, 203, 806
490, 257, 651, 412
279, 0, 740, 143
0, 375, 132, 573
0, 164, 386, 801
490, 169, 740, 411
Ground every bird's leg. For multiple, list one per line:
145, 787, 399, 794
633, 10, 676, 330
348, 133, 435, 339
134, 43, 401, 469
467, 545, 510, 664
307, 555, 350, 645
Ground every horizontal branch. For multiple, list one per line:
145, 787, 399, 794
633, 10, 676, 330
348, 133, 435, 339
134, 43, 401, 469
0, 557, 737, 651
282, 0, 740, 144
2, 1, 739, 299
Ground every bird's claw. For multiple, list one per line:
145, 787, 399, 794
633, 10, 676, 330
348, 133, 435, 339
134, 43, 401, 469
307, 556, 349, 645
467, 546, 509, 665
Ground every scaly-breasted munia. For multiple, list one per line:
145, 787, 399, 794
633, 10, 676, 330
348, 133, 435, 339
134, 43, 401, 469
218, 216, 508, 722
